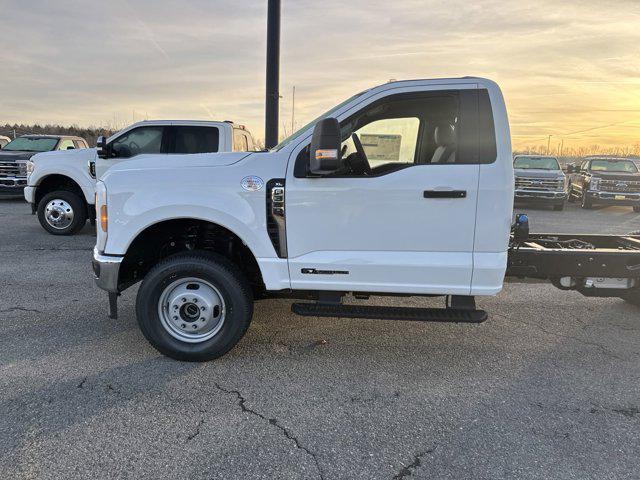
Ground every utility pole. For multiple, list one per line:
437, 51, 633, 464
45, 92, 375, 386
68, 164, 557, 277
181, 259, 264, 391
264, 0, 281, 149
547, 135, 552, 155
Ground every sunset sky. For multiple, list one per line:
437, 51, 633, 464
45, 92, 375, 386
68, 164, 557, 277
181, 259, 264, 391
1, 0, 639, 153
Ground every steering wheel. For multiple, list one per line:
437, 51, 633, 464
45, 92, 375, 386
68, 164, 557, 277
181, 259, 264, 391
128, 141, 141, 155
348, 133, 372, 175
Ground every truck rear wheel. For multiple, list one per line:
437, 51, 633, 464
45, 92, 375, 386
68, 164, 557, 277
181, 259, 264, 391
37, 190, 87, 235
581, 191, 593, 209
135, 251, 253, 361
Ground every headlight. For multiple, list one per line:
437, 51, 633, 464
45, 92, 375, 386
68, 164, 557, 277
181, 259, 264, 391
18, 161, 28, 176
589, 177, 600, 191
25, 160, 35, 176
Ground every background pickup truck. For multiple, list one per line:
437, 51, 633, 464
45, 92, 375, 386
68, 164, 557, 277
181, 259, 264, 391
513, 155, 566, 210
0, 135, 10, 148
0, 134, 88, 197
25, 120, 255, 235
567, 156, 640, 210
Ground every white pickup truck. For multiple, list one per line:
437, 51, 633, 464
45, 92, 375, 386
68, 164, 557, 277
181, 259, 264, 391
92, 78, 640, 361
25, 120, 255, 235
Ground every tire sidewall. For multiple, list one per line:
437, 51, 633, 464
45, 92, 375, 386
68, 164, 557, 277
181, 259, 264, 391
37, 190, 87, 235
136, 253, 253, 361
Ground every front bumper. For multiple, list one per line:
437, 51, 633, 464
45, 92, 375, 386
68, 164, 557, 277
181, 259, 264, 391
24, 185, 35, 204
92, 246, 123, 293
0, 176, 27, 197
585, 191, 640, 206
514, 189, 567, 204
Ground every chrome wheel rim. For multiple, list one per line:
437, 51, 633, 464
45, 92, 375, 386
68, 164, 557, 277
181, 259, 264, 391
158, 277, 226, 343
45, 199, 74, 230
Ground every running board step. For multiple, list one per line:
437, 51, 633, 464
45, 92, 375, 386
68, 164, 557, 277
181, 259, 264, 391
291, 303, 488, 323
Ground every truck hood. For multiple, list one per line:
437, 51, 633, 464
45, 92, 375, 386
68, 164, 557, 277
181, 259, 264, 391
0, 150, 38, 162
514, 168, 564, 179
105, 151, 254, 175
31, 147, 97, 164
590, 171, 640, 181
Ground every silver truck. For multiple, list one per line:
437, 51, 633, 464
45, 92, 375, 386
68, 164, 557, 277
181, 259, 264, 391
513, 155, 566, 211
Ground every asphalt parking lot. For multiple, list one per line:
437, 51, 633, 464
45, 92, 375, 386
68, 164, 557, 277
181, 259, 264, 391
1, 198, 639, 480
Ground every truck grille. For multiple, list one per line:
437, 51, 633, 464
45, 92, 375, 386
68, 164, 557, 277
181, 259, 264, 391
515, 178, 563, 191
0, 161, 20, 177
599, 179, 640, 193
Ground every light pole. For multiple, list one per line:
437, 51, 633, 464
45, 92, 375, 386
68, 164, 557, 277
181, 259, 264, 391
265, 0, 281, 149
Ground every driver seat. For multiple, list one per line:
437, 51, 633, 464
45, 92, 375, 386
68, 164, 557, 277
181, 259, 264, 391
430, 123, 456, 163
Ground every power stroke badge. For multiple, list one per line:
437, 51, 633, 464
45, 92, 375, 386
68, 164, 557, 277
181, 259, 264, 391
241, 176, 264, 191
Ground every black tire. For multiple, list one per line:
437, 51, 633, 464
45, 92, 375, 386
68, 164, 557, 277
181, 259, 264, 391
633, 206, 640, 213
581, 190, 592, 209
553, 203, 564, 211
135, 251, 253, 361
37, 190, 87, 235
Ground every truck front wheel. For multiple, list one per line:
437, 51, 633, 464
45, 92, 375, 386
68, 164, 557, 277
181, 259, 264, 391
37, 190, 87, 235
135, 252, 253, 361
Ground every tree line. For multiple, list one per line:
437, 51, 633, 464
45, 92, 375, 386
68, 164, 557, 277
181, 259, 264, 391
0, 124, 116, 147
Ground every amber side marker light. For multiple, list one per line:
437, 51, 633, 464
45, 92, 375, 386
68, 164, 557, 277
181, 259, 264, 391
100, 205, 108, 232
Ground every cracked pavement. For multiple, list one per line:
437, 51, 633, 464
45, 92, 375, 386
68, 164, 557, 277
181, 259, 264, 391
1, 198, 639, 479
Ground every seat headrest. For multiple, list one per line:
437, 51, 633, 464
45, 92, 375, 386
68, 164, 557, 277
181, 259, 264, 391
434, 123, 455, 146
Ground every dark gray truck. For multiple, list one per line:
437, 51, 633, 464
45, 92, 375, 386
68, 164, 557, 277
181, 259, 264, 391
513, 155, 567, 210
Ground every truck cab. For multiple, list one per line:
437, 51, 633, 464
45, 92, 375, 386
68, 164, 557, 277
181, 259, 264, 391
92, 78, 514, 361
567, 156, 640, 210
25, 120, 255, 235
513, 155, 566, 210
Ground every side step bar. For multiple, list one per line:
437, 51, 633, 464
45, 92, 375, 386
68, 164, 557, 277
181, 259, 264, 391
291, 302, 487, 323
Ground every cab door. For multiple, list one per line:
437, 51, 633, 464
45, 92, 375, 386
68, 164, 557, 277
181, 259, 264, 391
95, 125, 168, 179
284, 86, 484, 295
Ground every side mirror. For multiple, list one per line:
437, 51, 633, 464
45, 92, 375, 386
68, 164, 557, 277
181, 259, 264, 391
309, 118, 342, 175
96, 136, 109, 159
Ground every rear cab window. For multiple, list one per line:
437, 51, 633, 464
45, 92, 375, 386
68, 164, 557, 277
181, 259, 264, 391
173, 126, 220, 154
233, 128, 249, 151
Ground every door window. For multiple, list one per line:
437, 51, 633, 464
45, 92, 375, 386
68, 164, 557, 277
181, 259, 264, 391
110, 126, 164, 158
174, 126, 219, 154
59, 139, 76, 150
343, 117, 419, 168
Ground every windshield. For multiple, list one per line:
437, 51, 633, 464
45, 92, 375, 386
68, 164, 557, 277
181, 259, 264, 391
513, 156, 560, 170
273, 91, 368, 151
590, 159, 638, 173
3, 137, 59, 152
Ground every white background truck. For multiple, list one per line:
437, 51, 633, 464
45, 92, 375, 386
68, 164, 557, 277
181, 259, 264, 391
92, 77, 640, 361
25, 120, 255, 235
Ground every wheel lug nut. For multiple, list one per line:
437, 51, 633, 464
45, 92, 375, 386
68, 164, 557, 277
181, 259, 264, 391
181, 298, 186, 302
200, 306, 205, 311
181, 324, 186, 328
193, 298, 198, 303
200, 317, 205, 321
192, 325, 197, 329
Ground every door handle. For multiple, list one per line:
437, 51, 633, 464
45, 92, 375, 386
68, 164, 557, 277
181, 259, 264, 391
423, 190, 467, 199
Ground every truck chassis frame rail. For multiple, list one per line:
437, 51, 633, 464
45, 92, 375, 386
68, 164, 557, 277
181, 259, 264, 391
507, 233, 640, 299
